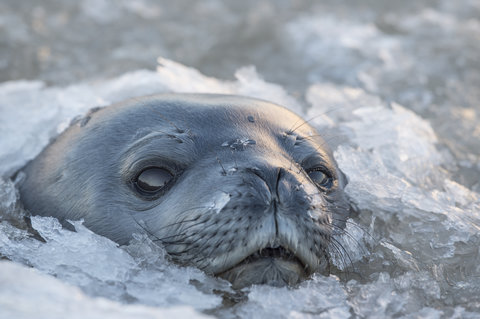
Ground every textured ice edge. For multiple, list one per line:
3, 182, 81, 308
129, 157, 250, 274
0, 260, 211, 319
1, 58, 480, 318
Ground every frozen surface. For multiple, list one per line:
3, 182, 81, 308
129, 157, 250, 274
0, 216, 225, 311
1, 0, 480, 318
0, 261, 211, 319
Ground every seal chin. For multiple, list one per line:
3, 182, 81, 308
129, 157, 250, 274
217, 247, 310, 289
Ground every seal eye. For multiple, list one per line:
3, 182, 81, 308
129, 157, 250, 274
307, 167, 333, 189
135, 168, 173, 194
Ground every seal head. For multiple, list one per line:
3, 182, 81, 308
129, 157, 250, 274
19, 94, 349, 288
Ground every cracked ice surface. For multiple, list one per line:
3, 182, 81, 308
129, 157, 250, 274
1, 59, 478, 318
1, 1, 480, 316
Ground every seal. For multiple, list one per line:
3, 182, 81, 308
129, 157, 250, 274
19, 94, 350, 288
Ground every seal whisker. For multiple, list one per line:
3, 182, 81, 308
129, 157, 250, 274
326, 223, 369, 257
323, 250, 332, 274
131, 213, 209, 248
288, 105, 350, 134
302, 134, 344, 146
288, 114, 326, 134
131, 217, 203, 249
327, 239, 349, 276
134, 216, 199, 238
134, 205, 214, 236
330, 237, 357, 274
151, 208, 210, 229
153, 230, 203, 245
217, 235, 240, 272
181, 245, 217, 268
129, 216, 160, 247
152, 220, 213, 245
216, 156, 228, 176
306, 202, 365, 259
332, 218, 375, 241
167, 228, 221, 259
312, 138, 339, 155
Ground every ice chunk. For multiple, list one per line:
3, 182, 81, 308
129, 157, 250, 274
0, 215, 224, 310
221, 137, 256, 151
155, 58, 303, 114
235, 275, 350, 318
233, 66, 303, 115
346, 271, 444, 318
330, 220, 371, 271
207, 192, 231, 214
0, 260, 211, 319
0, 178, 22, 222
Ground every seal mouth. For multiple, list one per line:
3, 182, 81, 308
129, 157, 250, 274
217, 246, 309, 288
240, 246, 303, 265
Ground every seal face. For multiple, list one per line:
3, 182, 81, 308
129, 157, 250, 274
19, 94, 350, 288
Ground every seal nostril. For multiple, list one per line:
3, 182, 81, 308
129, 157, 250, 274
273, 200, 279, 236
274, 167, 286, 203
247, 167, 265, 180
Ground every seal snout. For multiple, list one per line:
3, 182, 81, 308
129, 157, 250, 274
208, 165, 331, 288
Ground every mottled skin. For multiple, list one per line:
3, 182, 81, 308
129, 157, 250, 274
19, 94, 350, 288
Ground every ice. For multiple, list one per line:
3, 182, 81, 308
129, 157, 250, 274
221, 137, 257, 151
329, 220, 371, 271
1, 58, 480, 317
0, 261, 211, 319
1, 0, 480, 317
304, 80, 480, 314
346, 272, 442, 318
379, 242, 419, 272
0, 178, 20, 220
233, 275, 350, 319
208, 192, 231, 214
0, 216, 224, 310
